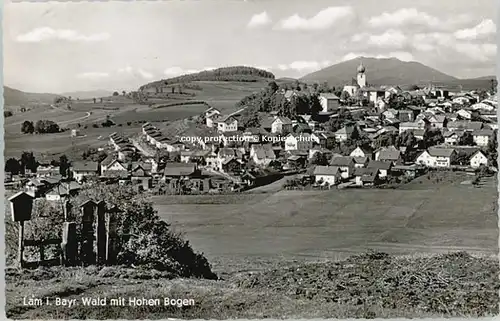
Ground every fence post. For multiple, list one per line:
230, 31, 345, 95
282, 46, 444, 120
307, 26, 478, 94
61, 222, 77, 266
106, 206, 120, 265
18, 221, 25, 268
39, 244, 45, 262
96, 201, 107, 265
79, 200, 97, 265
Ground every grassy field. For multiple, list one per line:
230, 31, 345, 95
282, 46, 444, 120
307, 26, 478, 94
4, 80, 267, 161
152, 172, 498, 267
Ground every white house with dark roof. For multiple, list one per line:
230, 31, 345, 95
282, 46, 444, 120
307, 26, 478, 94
447, 121, 483, 132
271, 116, 293, 134
284, 133, 314, 151
250, 144, 276, 166
72, 162, 100, 182
472, 129, 494, 147
374, 146, 402, 165
217, 116, 238, 133
319, 93, 340, 112
366, 160, 392, 178
329, 156, 355, 179
313, 166, 342, 186
416, 147, 456, 168
469, 150, 489, 168
349, 146, 373, 159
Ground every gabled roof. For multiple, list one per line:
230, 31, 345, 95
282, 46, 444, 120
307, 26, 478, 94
471, 129, 494, 136
72, 162, 99, 172
367, 160, 392, 170
313, 165, 340, 176
319, 93, 340, 100
329, 156, 354, 166
273, 116, 293, 125
251, 144, 275, 160
353, 167, 378, 176
377, 146, 401, 161
163, 163, 197, 176
426, 147, 455, 158
353, 156, 369, 164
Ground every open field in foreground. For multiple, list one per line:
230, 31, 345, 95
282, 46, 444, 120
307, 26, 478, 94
6, 251, 499, 319
152, 173, 498, 270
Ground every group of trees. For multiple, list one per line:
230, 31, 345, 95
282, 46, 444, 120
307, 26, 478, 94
238, 81, 323, 128
5, 151, 38, 175
141, 66, 275, 91
21, 120, 61, 134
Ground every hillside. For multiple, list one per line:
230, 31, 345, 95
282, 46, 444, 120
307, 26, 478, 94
61, 90, 113, 100
3, 86, 62, 106
301, 57, 457, 87
300, 57, 495, 90
140, 66, 275, 90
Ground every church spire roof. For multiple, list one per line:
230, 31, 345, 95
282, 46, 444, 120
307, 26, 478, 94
357, 60, 365, 73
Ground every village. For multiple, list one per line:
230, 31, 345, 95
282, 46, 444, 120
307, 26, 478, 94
5, 62, 498, 202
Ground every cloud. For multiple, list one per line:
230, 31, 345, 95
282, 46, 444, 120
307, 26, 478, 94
277, 60, 332, 72
454, 19, 496, 40
341, 51, 414, 62
118, 66, 154, 79
367, 8, 471, 31
351, 29, 408, 48
276, 6, 354, 31
454, 43, 497, 62
247, 11, 271, 28
16, 27, 110, 43
76, 72, 109, 79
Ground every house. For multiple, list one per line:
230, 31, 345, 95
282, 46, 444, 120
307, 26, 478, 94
416, 147, 456, 168
204, 107, 221, 119
349, 146, 373, 159
472, 129, 494, 147
250, 144, 276, 166
334, 126, 357, 142
100, 158, 128, 177
221, 157, 243, 173
283, 90, 300, 102
374, 146, 402, 165
452, 96, 472, 105
398, 110, 415, 122
130, 163, 153, 190
471, 102, 495, 111
443, 131, 462, 145
163, 163, 199, 179
447, 121, 483, 132
353, 168, 380, 186
45, 181, 81, 201
217, 148, 244, 171
271, 116, 293, 134
25, 179, 50, 198
217, 116, 238, 133
311, 131, 335, 148
382, 108, 398, 120
353, 156, 370, 168
309, 147, 333, 160
313, 166, 342, 186
469, 150, 489, 168
329, 156, 355, 179
366, 160, 392, 178
319, 93, 341, 112
287, 155, 307, 169
399, 122, 426, 134
284, 133, 313, 151
206, 113, 221, 128
427, 114, 447, 129
456, 109, 473, 120
72, 162, 99, 183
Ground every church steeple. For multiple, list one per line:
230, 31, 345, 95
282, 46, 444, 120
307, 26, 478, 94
357, 60, 365, 74
356, 59, 366, 88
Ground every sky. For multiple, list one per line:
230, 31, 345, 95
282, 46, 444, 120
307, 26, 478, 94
4, 0, 498, 93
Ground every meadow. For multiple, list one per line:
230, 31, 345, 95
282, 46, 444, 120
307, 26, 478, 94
5, 80, 267, 161
152, 172, 498, 268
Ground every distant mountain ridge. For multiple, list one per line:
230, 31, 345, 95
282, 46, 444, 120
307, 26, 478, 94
300, 57, 495, 90
3, 86, 62, 106
62, 90, 114, 100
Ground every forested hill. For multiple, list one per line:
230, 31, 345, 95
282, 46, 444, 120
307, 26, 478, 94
140, 66, 275, 90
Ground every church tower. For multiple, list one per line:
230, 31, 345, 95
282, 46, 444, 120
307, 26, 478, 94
356, 61, 366, 88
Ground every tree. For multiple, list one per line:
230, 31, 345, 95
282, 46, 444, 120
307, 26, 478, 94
239, 105, 261, 128
122, 91, 126, 96
486, 130, 497, 168
458, 132, 475, 146
35, 120, 60, 134
454, 150, 469, 165
312, 83, 319, 92
374, 132, 398, 149
340, 90, 350, 102
59, 155, 70, 177
5, 158, 21, 175
93, 98, 97, 104
20, 151, 37, 174
310, 152, 328, 166
113, 91, 119, 96
423, 129, 444, 148
21, 120, 35, 134
490, 78, 497, 94
397, 130, 417, 149
268, 81, 278, 93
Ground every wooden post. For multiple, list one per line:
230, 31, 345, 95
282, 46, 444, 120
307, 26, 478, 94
63, 200, 72, 221
105, 207, 120, 265
18, 221, 25, 268
39, 244, 45, 262
96, 201, 107, 265
79, 200, 97, 265
61, 222, 77, 266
